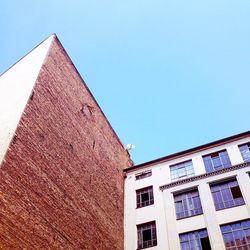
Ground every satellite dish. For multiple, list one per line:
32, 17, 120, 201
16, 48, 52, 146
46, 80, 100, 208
126, 144, 135, 150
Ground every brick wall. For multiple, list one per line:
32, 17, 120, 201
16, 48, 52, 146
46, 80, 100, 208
0, 37, 131, 249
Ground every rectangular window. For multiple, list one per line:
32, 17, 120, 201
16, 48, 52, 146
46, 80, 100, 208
136, 170, 152, 180
170, 160, 195, 181
221, 219, 250, 249
137, 221, 157, 249
179, 229, 211, 250
239, 143, 250, 163
174, 189, 203, 219
136, 186, 154, 208
210, 179, 245, 210
203, 150, 231, 173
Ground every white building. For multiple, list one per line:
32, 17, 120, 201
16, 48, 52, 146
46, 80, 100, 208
124, 131, 250, 250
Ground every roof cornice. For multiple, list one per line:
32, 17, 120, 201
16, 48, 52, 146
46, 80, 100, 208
159, 161, 250, 191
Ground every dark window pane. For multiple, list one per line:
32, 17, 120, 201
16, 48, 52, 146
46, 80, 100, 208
143, 229, 151, 241
141, 193, 149, 202
231, 186, 243, 199
200, 237, 211, 250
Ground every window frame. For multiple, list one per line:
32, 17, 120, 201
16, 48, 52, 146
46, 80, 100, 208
170, 160, 195, 181
174, 188, 203, 220
179, 228, 211, 250
202, 149, 232, 173
238, 142, 250, 163
137, 221, 157, 249
220, 219, 250, 249
210, 178, 245, 211
135, 170, 152, 180
136, 186, 154, 208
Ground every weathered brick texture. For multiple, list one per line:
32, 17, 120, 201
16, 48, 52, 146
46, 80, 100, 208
0, 37, 131, 249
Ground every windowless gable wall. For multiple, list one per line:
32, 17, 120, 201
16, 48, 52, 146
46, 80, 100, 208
0, 35, 132, 249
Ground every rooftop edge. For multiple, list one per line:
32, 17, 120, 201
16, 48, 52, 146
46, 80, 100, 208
124, 130, 250, 173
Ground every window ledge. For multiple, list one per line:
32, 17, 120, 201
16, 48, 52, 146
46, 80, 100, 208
176, 212, 203, 221
215, 203, 246, 212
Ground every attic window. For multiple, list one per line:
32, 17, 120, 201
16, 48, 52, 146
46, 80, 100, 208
135, 170, 152, 180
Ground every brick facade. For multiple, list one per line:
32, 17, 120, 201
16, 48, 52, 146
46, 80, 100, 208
0, 36, 131, 249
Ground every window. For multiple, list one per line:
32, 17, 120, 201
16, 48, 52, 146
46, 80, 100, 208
203, 150, 231, 173
170, 160, 195, 181
174, 189, 203, 219
221, 219, 250, 249
136, 186, 154, 208
179, 229, 211, 250
137, 221, 157, 249
210, 179, 245, 210
239, 143, 250, 163
136, 170, 152, 180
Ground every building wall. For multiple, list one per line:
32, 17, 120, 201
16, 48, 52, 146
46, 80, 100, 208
0, 37, 131, 249
0, 36, 54, 164
124, 136, 250, 250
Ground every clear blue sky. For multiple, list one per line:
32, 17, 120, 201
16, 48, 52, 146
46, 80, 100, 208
1, 1, 249, 164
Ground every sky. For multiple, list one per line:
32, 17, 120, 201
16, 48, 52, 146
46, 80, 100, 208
1, 1, 249, 164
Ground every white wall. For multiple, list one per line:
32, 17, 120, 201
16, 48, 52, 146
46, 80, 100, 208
124, 136, 250, 250
0, 35, 54, 165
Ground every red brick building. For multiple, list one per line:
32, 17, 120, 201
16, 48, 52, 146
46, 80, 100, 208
0, 35, 132, 249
